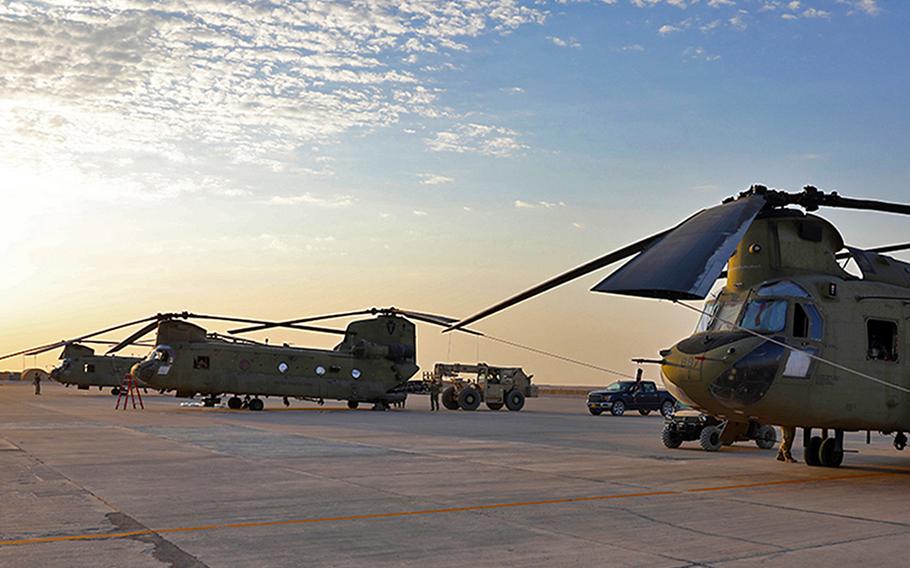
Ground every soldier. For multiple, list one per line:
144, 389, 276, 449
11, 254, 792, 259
33, 373, 41, 396
429, 379, 440, 411
777, 425, 797, 463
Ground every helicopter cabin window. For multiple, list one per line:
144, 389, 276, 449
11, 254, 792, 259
867, 319, 898, 362
83, 363, 95, 373
740, 300, 788, 334
756, 281, 811, 298
793, 304, 824, 341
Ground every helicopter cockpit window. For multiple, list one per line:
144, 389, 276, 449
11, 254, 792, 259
695, 300, 719, 333
867, 319, 898, 362
740, 300, 788, 333
146, 346, 173, 364
710, 298, 745, 332
756, 280, 811, 298
793, 304, 824, 341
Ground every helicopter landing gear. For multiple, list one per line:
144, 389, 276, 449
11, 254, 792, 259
202, 395, 220, 407
282, 396, 290, 407
803, 428, 844, 468
227, 396, 243, 410
372, 401, 389, 411
248, 398, 264, 411
347, 401, 359, 409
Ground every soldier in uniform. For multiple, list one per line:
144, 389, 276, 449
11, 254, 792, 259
429, 379, 440, 411
777, 425, 797, 462
33, 373, 41, 396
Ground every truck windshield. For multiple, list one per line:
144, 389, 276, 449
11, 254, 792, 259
740, 299, 788, 333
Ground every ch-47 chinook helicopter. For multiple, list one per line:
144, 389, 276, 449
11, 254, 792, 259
113, 308, 477, 411
0, 322, 155, 394
449, 185, 910, 468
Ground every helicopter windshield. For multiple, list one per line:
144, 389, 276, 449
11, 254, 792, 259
695, 300, 719, 333
145, 346, 174, 364
708, 297, 745, 332
740, 299, 788, 333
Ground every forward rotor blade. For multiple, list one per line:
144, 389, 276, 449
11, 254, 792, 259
593, 195, 766, 300
0, 315, 161, 362
446, 229, 672, 332
835, 242, 910, 260
106, 321, 161, 354
228, 309, 377, 334
394, 310, 485, 337
815, 194, 910, 216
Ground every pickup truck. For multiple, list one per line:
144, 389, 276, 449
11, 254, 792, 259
586, 380, 677, 417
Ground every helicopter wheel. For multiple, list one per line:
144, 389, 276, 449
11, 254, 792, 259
347, 400, 359, 409
804, 436, 823, 467
818, 437, 844, 468
248, 398, 264, 411
227, 396, 243, 410
111, 387, 120, 396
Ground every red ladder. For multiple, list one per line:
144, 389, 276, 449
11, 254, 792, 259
115, 373, 144, 410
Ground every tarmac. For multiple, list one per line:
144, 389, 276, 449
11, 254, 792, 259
3, 380, 910, 567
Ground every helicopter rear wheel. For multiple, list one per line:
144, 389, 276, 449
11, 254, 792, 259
347, 400, 359, 409
804, 436, 823, 466
818, 437, 844, 468
111, 387, 120, 396
227, 396, 243, 410
248, 398, 264, 411
755, 425, 778, 450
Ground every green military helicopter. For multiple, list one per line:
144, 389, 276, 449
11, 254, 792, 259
113, 308, 477, 411
0, 320, 156, 394
449, 185, 910, 468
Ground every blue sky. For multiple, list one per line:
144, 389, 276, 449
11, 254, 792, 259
1, 0, 907, 382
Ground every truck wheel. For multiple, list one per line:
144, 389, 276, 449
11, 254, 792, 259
610, 400, 626, 416
441, 386, 460, 410
639, 409, 651, 416
505, 389, 525, 411
660, 400, 676, 418
754, 424, 777, 450
588, 407, 603, 416
699, 425, 722, 451
458, 387, 481, 411
661, 424, 683, 448
486, 402, 504, 411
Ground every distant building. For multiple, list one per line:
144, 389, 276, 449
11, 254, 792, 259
0, 371, 22, 381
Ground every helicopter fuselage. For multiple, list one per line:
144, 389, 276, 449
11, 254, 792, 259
661, 212, 910, 432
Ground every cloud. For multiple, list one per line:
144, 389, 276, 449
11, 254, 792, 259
547, 35, 582, 48
0, 1, 548, 201
267, 193, 355, 208
658, 24, 683, 35
418, 173, 455, 185
618, 44, 646, 52
708, 0, 737, 6
514, 200, 566, 209
413, 210, 429, 216
684, 46, 721, 61
426, 123, 526, 157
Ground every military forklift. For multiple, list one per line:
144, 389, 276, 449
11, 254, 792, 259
432, 362, 538, 411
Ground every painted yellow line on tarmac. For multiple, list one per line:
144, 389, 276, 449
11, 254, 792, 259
0, 472, 892, 547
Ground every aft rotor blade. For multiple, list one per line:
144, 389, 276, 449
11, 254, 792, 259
394, 310, 485, 337
593, 195, 766, 300
0, 340, 68, 361
835, 242, 910, 260
227, 309, 378, 334
446, 229, 672, 332
106, 321, 161, 354
815, 194, 910, 216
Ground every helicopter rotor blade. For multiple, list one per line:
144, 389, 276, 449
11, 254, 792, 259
445, 228, 674, 332
106, 321, 162, 354
227, 309, 379, 334
392, 309, 486, 337
835, 242, 910, 260
593, 194, 766, 300
0, 315, 163, 362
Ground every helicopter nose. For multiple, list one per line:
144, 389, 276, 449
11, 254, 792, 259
131, 361, 155, 383
661, 333, 776, 412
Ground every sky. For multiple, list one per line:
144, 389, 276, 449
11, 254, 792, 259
1, 0, 908, 385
